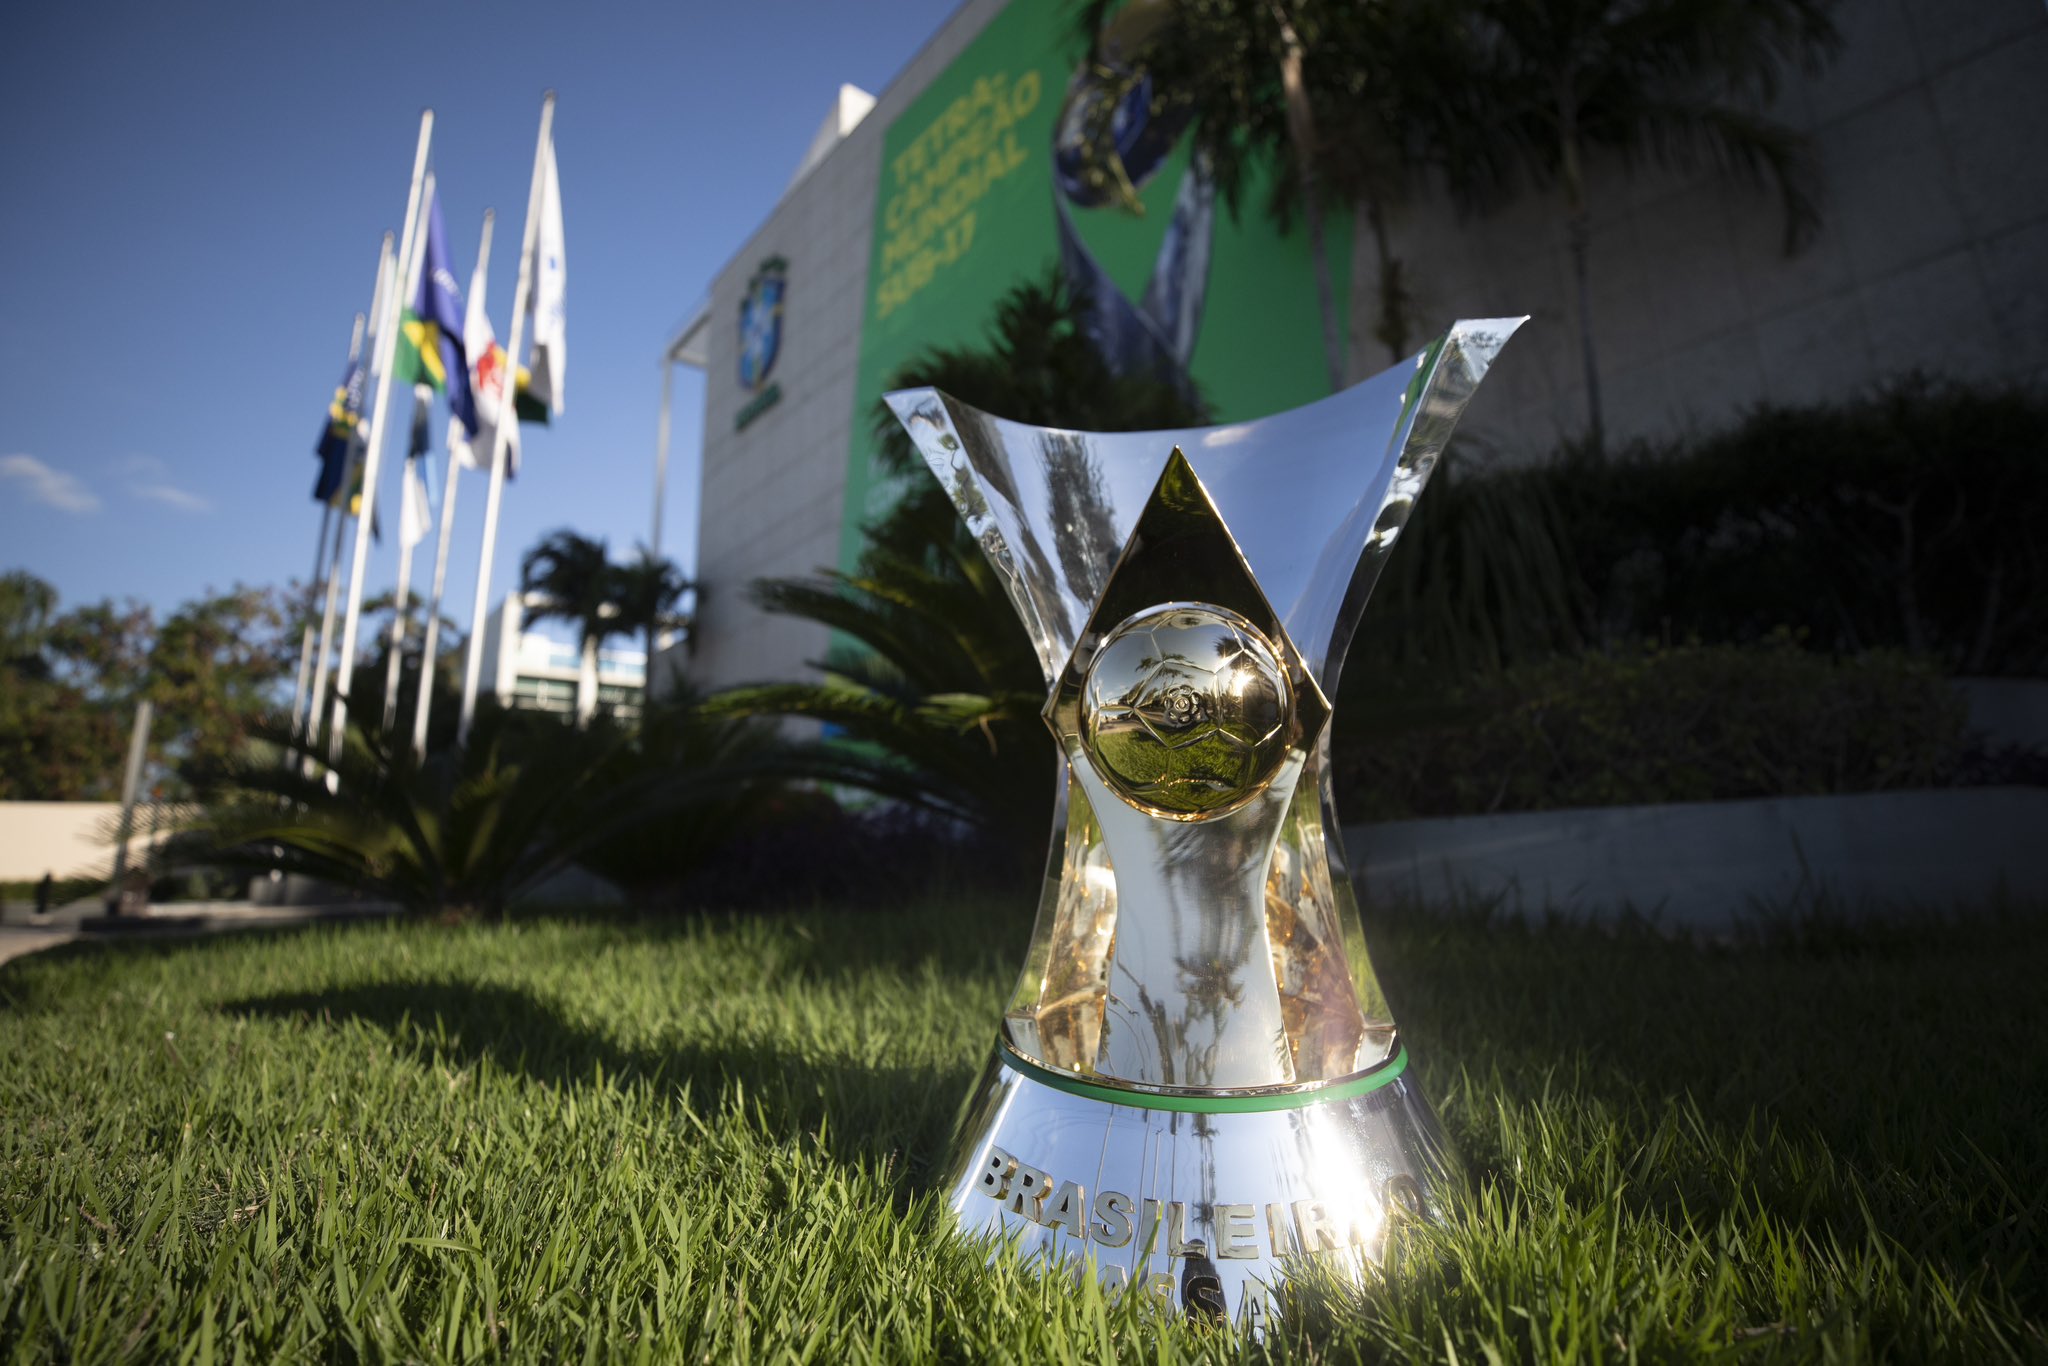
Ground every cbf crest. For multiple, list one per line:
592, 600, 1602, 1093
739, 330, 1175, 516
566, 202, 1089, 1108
738, 256, 787, 392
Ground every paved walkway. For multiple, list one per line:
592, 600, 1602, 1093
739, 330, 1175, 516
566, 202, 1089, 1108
0, 900, 398, 967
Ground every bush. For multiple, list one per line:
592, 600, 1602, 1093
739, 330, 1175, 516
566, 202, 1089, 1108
1333, 638, 1969, 821
1548, 375, 2048, 674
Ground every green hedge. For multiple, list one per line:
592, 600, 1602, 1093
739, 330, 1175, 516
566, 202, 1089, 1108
1333, 638, 1968, 821
1551, 375, 2048, 675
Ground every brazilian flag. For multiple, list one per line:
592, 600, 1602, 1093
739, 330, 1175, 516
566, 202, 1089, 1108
393, 191, 478, 437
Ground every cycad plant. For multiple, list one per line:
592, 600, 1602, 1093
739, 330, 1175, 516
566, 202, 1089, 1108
173, 704, 759, 921
714, 270, 1207, 851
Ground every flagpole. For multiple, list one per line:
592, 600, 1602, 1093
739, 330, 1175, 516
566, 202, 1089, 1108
303, 505, 349, 771
379, 432, 421, 729
331, 110, 433, 770
289, 502, 332, 737
412, 207, 494, 759
648, 355, 675, 672
458, 91, 554, 746
286, 309, 365, 753
306, 238, 393, 769
380, 175, 437, 732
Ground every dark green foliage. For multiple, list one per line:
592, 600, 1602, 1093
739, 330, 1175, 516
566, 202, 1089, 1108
0, 876, 100, 907
1336, 375, 2048, 798
1552, 376, 2048, 675
718, 270, 1207, 850
2, 900, 2041, 1359
1345, 454, 1589, 687
171, 703, 771, 921
1337, 638, 1967, 820
570, 696, 782, 902
0, 575, 297, 800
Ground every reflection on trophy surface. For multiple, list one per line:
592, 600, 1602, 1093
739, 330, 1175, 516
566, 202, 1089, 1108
887, 317, 1525, 1329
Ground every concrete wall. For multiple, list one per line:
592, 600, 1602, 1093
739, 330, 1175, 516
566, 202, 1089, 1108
1347, 786, 2048, 929
0, 802, 129, 882
688, 0, 1008, 691
1353, 0, 2048, 459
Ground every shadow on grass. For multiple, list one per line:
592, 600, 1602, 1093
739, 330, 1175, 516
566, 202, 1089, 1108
223, 977, 978, 1184
1368, 901, 2048, 1317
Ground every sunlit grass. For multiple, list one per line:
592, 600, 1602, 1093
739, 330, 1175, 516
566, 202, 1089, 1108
2, 897, 2041, 1362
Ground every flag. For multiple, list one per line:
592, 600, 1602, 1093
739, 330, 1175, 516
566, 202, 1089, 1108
312, 355, 364, 504
448, 252, 523, 477
400, 453, 431, 549
407, 383, 432, 459
335, 451, 379, 542
393, 191, 478, 437
515, 137, 566, 423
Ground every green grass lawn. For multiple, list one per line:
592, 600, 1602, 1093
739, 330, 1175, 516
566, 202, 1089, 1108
3, 898, 2043, 1363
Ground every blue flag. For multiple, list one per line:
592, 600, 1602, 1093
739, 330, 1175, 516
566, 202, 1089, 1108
394, 192, 478, 437
312, 354, 364, 504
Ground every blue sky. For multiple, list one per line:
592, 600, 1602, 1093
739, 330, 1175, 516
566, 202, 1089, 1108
0, 0, 957, 626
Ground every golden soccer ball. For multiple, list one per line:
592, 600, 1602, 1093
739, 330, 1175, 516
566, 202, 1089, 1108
1080, 603, 1293, 818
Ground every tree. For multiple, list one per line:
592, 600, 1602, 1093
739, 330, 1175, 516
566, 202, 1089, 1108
0, 576, 297, 800
611, 547, 692, 680
518, 533, 691, 725
0, 571, 58, 676
0, 574, 126, 801
715, 270, 1207, 850
145, 587, 295, 779
520, 530, 621, 725
1456, 0, 1840, 448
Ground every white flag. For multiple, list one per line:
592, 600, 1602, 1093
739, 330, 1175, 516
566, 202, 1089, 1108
523, 136, 566, 417
450, 253, 521, 476
400, 455, 431, 548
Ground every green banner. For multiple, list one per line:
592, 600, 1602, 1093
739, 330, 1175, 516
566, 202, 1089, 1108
842, 0, 1349, 573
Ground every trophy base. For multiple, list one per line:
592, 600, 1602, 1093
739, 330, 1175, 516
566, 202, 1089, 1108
940, 1040, 1453, 1330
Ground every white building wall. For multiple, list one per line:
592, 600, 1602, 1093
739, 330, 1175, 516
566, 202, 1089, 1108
0, 803, 134, 882
685, 0, 2047, 687
687, 0, 1009, 691
1364, 0, 2048, 460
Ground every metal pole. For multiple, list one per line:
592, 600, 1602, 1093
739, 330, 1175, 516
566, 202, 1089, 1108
290, 304, 363, 748
331, 110, 434, 769
647, 356, 675, 678
307, 240, 392, 767
107, 698, 153, 914
411, 207, 494, 760
302, 494, 351, 776
458, 92, 555, 746
285, 501, 332, 745
652, 357, 673, 562
380, 175, 435, 732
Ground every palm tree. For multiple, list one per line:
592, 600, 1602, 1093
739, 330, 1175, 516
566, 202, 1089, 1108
520, 530, 620, 724
1455, 0, 1841, 449
611, 546, 692, 684
713, 270, 1207, 850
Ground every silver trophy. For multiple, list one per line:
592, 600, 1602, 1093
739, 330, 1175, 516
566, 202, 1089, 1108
886, 318, 1524, 1329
